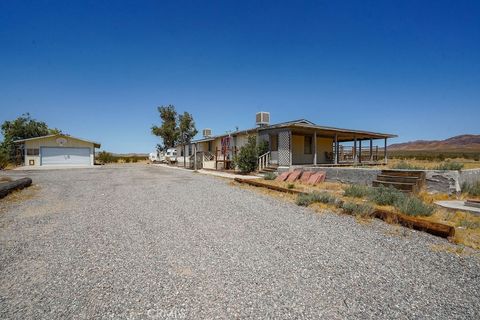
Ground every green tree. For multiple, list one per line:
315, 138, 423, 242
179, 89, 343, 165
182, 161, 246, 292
178, 112, 198, 167
151, 105, 179, 150
235, 136, 258, 173
0, 113, 60, 163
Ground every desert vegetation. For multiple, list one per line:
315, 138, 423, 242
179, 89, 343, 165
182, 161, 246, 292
96, 151, 147, 164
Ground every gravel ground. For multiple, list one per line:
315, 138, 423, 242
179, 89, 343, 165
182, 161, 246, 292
1, 165, 479, 319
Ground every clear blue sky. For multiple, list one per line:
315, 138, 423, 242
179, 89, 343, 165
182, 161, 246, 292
1, 1, 479, 153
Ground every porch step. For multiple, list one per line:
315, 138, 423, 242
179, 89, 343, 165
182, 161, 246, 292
376, 174, 421, 184
372, 180, 418, 193
372, 169, 426, 193
380, 170, 426, 179
258, 165, 279, 174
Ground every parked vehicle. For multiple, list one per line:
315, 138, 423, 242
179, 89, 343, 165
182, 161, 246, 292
165, 148, 177, 164
149, 152, 160, 163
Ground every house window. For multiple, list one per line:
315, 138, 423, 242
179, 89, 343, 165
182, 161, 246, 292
270, 134, 278, 151
304, 136, 312, 154
180, 148, 184, 157
188, 144, 192, 155
27, 148, 39, 156
207, 141, 212, 152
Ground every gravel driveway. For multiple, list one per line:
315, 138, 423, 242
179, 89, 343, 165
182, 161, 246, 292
1, 165, 479, 319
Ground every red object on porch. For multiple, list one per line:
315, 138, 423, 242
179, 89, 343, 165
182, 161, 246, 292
275, 172, 291, 182
300, 171, 313, 182
307, 172, 326, 185
286, 170, 303, 182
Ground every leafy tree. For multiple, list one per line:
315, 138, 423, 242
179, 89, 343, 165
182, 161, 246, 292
178, 112, 198, 167
0, 113, 60, 163
151, 105, 179, 150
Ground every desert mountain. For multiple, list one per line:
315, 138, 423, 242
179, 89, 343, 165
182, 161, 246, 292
389, 135, 480, 151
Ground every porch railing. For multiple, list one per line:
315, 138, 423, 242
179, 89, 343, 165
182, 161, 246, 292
258, 151, 271, 171
337, 146, 380, 163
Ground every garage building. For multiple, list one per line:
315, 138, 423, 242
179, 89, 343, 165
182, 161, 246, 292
15, 134, 101, 167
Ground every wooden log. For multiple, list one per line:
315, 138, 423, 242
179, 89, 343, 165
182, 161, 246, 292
373, 209, 455, 238
234, 178, 305, 195
0, 177, 33, 199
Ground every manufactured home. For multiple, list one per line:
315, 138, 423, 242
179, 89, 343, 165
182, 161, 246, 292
180, 112, 397, 171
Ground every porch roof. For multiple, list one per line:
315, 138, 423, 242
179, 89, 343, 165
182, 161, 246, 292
259, 122, 397, 141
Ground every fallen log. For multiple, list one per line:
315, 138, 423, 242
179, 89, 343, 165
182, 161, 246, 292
373, 209, 455, 238
234, 178, 306, 195
0, 177, 33, 199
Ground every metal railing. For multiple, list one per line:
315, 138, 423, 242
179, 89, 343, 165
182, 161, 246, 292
258, 151, 271, 171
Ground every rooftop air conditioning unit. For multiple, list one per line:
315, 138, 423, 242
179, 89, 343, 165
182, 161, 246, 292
202, 128, 212, 138
256, 112, 270, 127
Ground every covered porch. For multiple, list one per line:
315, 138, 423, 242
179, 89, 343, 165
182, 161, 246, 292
259, 122, 396, 168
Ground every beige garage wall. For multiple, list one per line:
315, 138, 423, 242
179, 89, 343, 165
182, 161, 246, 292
24, 136, 95, 166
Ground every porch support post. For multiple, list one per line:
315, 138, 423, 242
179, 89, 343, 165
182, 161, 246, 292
334, 134, 338, 164
353, 137, 358, 164
369, 139, 373, 162
313, 131, 317, 165
359, 140, 362, 163
289, 130, 292, 166
384, 138, 388, 164
193, 143, 197, 171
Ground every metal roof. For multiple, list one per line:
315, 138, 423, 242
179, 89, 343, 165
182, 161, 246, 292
14, 134, 101, 148
190, 118, 396, 143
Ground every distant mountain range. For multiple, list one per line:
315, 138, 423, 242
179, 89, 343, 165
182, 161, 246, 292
389, 135, 480, 151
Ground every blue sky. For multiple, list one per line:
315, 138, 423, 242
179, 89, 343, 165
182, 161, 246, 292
1, 0, 479, 153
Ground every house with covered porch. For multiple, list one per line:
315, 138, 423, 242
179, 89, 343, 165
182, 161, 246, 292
183, 112, 397, 171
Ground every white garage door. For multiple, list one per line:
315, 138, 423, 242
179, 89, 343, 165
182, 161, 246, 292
41, 147, 91, 166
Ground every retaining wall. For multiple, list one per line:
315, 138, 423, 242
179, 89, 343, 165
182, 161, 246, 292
277, 166, 480, 194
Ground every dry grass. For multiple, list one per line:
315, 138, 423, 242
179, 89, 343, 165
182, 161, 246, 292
0, 176, 13, 182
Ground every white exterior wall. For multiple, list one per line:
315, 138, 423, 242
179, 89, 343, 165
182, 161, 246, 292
316, 137, 333, 163
291, 135, 333, 165
24, 136, 95, 166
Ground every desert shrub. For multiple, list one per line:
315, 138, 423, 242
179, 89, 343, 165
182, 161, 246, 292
296, 193, 315, 206
368, 185, 406, 206
131, 157, 138, 163
391, 161, 425, 170
341, 201, 375, 218
295, 192, 337, 207
287, 183, 295, 189
263, 172, 277, 180
124, 158, 131, 163
344, 184, 371, 198
435, 161, 464, 171
462, 181, 480, 196
97, 151, 116, 164
394, 196, 434, 216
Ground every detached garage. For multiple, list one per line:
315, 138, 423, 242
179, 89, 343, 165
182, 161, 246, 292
14, 134, 101, 167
